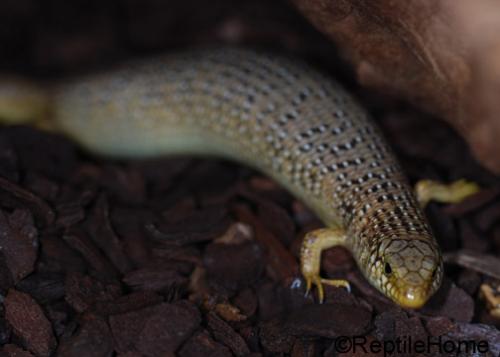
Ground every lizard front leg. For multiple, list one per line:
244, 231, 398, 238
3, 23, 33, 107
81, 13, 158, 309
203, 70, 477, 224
300, 228, 350, 302
415, 179, 480, 208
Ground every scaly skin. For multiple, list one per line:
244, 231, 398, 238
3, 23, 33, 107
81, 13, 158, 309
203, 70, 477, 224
0, 48, 449, 308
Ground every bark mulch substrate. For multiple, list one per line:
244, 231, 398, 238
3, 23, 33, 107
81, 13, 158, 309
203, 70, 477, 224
0, 111, 499, 357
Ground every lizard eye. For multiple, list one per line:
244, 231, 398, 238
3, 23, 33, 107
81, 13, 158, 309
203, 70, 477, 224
384, 262, 392, 275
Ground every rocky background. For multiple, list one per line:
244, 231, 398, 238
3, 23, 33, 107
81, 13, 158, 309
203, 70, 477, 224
0, 0, 499, 356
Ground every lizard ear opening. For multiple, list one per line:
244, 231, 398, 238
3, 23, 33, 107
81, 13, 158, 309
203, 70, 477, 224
384, 262, 393, 275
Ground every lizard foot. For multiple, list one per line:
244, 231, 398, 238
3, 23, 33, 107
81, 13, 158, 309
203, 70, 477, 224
415, 179, 480, 208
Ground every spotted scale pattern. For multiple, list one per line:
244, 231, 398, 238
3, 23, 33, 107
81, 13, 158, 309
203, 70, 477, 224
51, 48, 443, 304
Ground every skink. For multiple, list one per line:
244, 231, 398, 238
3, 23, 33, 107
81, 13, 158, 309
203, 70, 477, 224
0, 48, 479, 308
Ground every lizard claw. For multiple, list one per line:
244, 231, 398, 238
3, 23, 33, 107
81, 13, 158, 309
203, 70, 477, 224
303, 275, 325, 302
304, 278, 312, 297
321, 278, 351, 294
303, 276, 351, 302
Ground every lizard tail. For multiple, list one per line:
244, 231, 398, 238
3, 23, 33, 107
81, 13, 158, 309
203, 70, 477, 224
0, 76, 53, 130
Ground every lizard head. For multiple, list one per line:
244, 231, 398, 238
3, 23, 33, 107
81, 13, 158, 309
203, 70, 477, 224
369, 238, 443, 309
